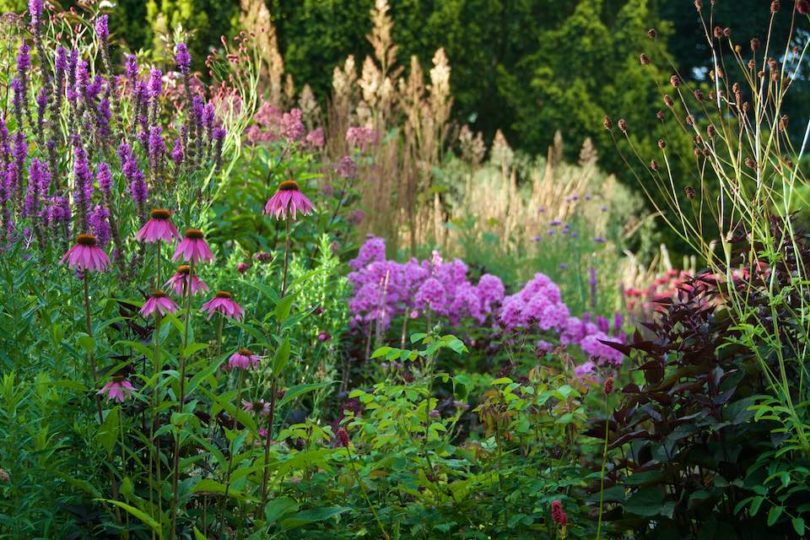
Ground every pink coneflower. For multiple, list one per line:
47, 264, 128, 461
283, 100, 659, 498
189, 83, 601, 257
172, 228, 214, 263
140, 291, 178, 317
264, 180, 314, 220
61, 234, 110, 272
135, 208, 180, 243
98, 376, 135, 403
201, 291, 244, 320
165, 265, 209, 296
242, 399, 271, 416
226, 348, 261, 370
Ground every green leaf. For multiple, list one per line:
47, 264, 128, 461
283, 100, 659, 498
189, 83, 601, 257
624, 487, 667, 517
750, 496, 765, 516
96, 407, 120, 455
792, 517, 805, 536
194, 527, 207, 540
278, 383, 331, 408
767, 505, 783, 526
182, 342, 208, 358
280, 506, 350, 530
265, 496, 299, 524
273, 337, 291, 374
97, 499, 162, 538
275, 294, 296, 323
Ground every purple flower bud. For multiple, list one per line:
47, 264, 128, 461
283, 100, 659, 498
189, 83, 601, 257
148, 125, 166, 166
124, 54, 138, 81
96, 162, 112, 197
17, 43, 31, 76
95, 15, 109, 42
55, 47, 68, 74
148, 68, 162, 99
171, 138, 184, 166
88, 205, 111, 245
175, 43, 191, 75
73, 145, 94, 221
29, 0, 43, 26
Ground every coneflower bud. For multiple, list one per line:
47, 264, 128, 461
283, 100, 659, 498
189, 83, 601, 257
617, 119, 628, 133
723, 27, 731, 38
604, 376, 614, 395
771, 1, 780, 13
670, 74, 681, 88
664, 95, 674, 107
639, 53, 650, 65
707, 124, 716, 138
656, 110, 665, 122
647, 28, 657, 39
713, 26, 723, 39
658, 139, 666, 149
650, 160, 659, 171
745, 157, 757, 169
685, 186, 696, 199
603, 116, 613, 130
694, 0, 703, 10
779, 115, 789, 131
751, 38, 760, 51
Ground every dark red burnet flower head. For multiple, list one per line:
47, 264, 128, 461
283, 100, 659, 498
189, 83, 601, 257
551, 500, 568, 527
335, 427, 350, 448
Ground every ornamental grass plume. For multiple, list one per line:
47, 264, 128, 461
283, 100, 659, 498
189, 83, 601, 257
264, 180, 314, 220
135, 208, 179, 243
165, 264, 209, 295
98, 376, 135, 403
61, 233, 110, 272
201, 291, 244, 320
172, 228, 214, 263
140, 291, 178, 317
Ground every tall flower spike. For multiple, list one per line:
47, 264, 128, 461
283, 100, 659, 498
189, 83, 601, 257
172, 228, 214, 263
264, 180, 314, 220
61, 234, 110, 272
201, 291, 244, 320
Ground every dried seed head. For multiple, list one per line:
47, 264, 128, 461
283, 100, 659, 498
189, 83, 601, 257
768, 57, 778, 70
670, 74, 681, 88
686, 114, 694, 126
658, 139, 667, 149
758, 69, 765, 78
707, 124, 716, 138
748, 59, 756, 70
771, 1, 780, 13
647, 28, 657, 39
639, 53, 650, 65
751, 38, 760, 52
617, 118, 628, 133
685, 186, 696, 199
779, 115, 789, 131
742, 102, 750, 113
694, 134, 704, 146
713, 26, 723, 39
656, 110, 665, 122
723, 27, 731, 38
735, 44, 742, 54
664, 94, 674, 107
732, 82, 741, 94
694, 89, 704, 102
745, 157, 756, 169
694, 0, 703, 10
650, 159, 659, 171
604, 376, 615, 395
693, 146, 702, 158
603, 116, 613, 130
799, 0, 810, 15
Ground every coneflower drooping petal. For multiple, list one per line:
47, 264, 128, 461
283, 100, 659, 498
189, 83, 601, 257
140, 290, 177, 317
98, 376, 135, 402
264, 180, 314, 220
61, 234, 110, 272
225, 348, 261, 370
172, 228, 214, 263
201, 291, 244, 320
165, 265, 208, 296
135, 208, 179, 243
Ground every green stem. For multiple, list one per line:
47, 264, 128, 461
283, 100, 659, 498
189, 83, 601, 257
221, 371, 245, 528
345, 444, 389, 540
83, 274, 104, 425
596, 411, 610, 538
170, 259, 195, 538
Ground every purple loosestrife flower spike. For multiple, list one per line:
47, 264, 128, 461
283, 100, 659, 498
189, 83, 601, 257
88, 205, 111, 246
124, 54, 138, 82
171, 138, 184, 166
148, 68, 162, 99
95, 15, 109, 42
175, 43, 191, 75
96, 162, 112, 197
29, 0, 43, 25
